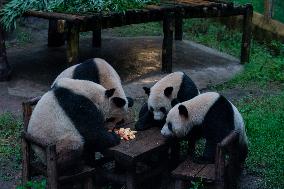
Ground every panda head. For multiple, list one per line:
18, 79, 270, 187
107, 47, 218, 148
161, 104, 192, 138
103, 89, 127, 129
143, 86, 175, 121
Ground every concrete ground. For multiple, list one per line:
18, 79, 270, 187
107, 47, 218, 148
0, 35, 242, 116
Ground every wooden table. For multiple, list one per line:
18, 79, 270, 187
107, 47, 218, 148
101, 126, 170, 189
0, 0, 252, 77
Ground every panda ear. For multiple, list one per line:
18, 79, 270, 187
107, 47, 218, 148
164, 87, 173, 98
178, 105, 188, 118
127, 97, 134, 107
112, 97, 126, 108
105, 88, 116, 98
143, 87, 150, 96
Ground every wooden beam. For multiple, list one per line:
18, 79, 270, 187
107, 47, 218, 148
241, 4, 253, 64
162, 12, 174, 73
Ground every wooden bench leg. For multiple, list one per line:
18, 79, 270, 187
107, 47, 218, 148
126, 166, 137, 189
22, 137, 31, 186
162, 12, 174, 73
240, 4, 253, 64
67, 23, 79, 65
175, 180, 186, 189
92, 28, 102, 48
83, 177, 93, 189
48, 19, 65, 47
46, 145, 58, 189
175, 15, 183, 41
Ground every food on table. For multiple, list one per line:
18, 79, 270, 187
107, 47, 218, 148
114, 128, 137, 141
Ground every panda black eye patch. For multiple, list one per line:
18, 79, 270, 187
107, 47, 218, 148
168, 122, 173, 132
105, 117, 115, 123
150, 107, 154, 112
160, 107, 166, 114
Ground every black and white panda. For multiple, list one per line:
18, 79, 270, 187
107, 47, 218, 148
28, 78, 121, 170
52, 58, 134, 128
135, 71, 199, 130
161, 92, 248, 163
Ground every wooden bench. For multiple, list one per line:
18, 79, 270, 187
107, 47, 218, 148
172, 131, 243, 189
22, 96, 97, 189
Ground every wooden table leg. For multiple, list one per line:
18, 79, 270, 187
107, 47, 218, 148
0, 25, 11, 81
162, 12, 174, 73
22, 137, 31, 186
48, 19, 65, 47
175, 14, 183, 41
240, 4, 253, 64
66, 23, 79, 65
46, 145, 58, 189
126, 166, 137, 189
92, 28, 102, 48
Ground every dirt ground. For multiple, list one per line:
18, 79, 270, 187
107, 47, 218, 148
0, 18, 263, 188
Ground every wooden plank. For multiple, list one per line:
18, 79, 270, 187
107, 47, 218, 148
24, 10, 86, 23
162, 12, 174, 73
172, 157, 206, 180
241, 4, 253, 64
107, 126, 168, 164
59, 166, 96, 184
195, 164, 215, 182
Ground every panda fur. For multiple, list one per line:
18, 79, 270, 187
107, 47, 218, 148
161, 92, 248, 163
135, 71, 199, 130
52, 58, 134, 126
28, 78, 120, 170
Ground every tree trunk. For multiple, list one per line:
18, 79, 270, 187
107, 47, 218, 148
0, 25, 12, 81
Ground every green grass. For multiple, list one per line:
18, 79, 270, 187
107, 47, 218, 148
0, 113, 22, 180
229, 0, 284, 23
237, 93, 284, 189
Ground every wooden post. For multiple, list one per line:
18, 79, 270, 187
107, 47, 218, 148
162, 12, 174, 73
92, 28, 102, 48
240, 4, 253, 64
126, 166, 137, 189
22, 137, 31, 187
83, 177, 93, 189
48, 19, 65, 47
264, 0, 274, 20
0, 25, 11, 81
46, 145, 58, 189
175, 13, 183, 41
66, 23, 80, 65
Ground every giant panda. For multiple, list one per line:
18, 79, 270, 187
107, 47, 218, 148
28, 78, 121, 171
135, 71, 199, 130
161, 92, 248, 163
52, 58, 134, 128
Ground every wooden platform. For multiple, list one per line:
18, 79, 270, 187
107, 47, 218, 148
18, 0, 252, 73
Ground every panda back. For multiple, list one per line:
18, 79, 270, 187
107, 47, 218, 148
73, 59, 100, 83
54, 86, 105, 143
177, 73, 199, 102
